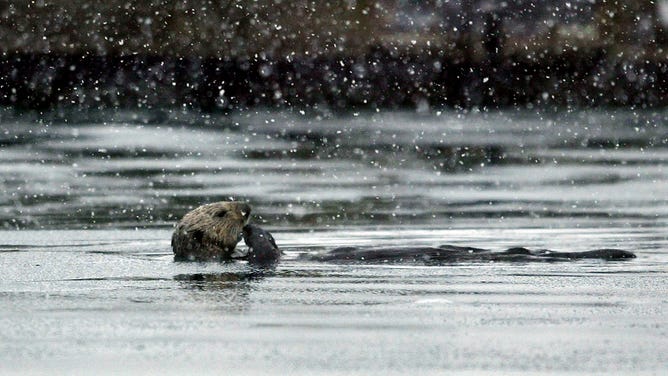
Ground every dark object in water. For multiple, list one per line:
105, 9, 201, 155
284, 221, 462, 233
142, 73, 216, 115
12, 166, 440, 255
308, 244, 636, 264
529, 248, 636, 260
242, 224, 281, 266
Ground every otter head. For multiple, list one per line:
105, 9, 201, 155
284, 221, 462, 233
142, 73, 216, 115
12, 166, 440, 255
196, 201, 251, 247
172, 201, 251, 261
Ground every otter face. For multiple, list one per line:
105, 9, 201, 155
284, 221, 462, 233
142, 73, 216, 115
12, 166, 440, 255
206, 201, 250, 227
207, 201, 251, 243
172, 201, 252, 261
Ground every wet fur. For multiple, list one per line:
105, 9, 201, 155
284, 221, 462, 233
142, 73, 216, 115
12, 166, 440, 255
172, 201, 251, 261
309, 245, 636, 264
242, 224, 281, 266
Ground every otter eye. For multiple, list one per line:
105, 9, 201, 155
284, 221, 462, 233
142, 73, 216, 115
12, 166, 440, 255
215, 210, 228, 218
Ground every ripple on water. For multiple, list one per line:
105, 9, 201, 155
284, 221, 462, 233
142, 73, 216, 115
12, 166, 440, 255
0, 109, 667, 373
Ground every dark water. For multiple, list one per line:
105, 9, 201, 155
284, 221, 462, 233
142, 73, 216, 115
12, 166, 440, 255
1, 108, 667, 374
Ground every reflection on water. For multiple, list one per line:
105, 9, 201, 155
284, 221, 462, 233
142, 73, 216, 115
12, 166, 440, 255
174, 270, 273, 288
174, 270, 273, 312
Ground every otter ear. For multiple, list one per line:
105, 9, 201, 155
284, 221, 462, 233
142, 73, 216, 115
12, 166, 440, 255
214, 209, 228, 218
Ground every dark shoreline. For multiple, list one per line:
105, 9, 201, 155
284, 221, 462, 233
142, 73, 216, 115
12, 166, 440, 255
2, 48, 667, 111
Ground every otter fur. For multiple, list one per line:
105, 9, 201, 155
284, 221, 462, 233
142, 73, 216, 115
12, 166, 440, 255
172, 201, 251, 261
242, 224, 281, 266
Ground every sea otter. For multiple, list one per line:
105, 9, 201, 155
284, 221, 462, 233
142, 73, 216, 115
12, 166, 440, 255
242, 224, 281, 265
172, 201, 251, 261
171, 202, 635, 264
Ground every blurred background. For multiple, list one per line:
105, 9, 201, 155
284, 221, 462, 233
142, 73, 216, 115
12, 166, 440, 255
1, 0, 667, 110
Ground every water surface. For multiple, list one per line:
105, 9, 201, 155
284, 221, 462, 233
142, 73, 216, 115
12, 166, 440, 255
1, 108, 667, 374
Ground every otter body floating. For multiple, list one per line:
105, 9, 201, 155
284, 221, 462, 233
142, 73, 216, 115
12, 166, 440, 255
309, 244, 636, 264
172, 201, 251, 261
